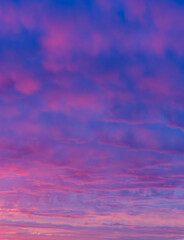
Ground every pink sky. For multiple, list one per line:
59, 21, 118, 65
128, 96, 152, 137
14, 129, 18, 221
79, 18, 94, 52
0, 0, 184, 239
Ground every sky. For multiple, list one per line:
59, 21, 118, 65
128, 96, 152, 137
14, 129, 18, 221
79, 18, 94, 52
0, 0, 184, 239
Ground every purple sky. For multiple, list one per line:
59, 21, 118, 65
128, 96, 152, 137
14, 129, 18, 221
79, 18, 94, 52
0, 0, 184, 239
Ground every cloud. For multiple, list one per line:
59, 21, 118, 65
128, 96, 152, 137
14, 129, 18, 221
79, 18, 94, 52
0, 0, 183, 239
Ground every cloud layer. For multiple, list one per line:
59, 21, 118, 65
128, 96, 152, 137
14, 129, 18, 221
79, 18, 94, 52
0, 0, 184, 239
